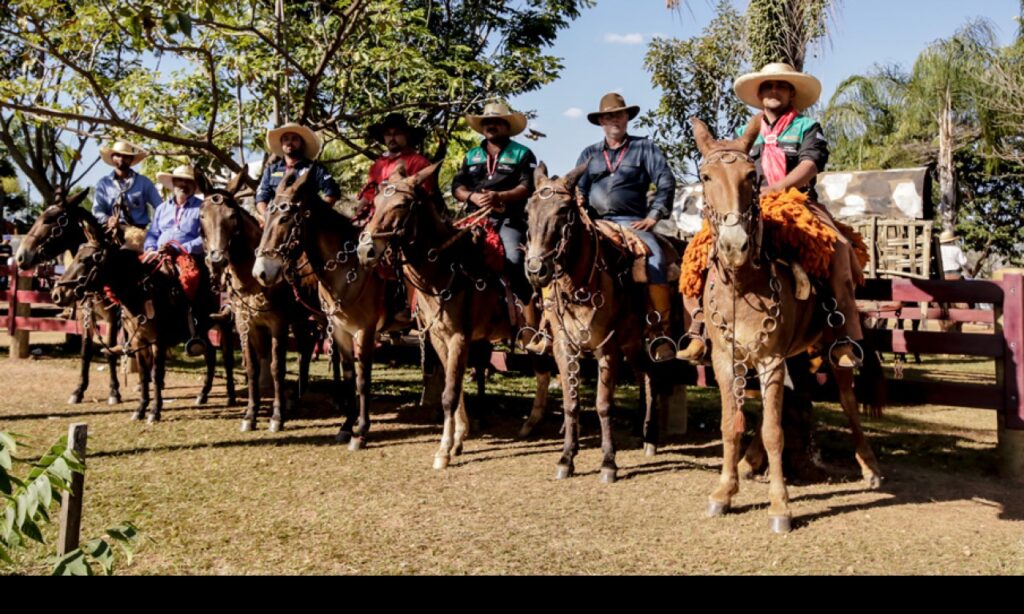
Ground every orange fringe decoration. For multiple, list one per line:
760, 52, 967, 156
679, 189, 868, 298
175, 254, 201, 303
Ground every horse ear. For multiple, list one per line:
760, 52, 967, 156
534, 162, 549, 188
562, 160, 589, 193
68, 189, 89, 209
690, 118, 715, 157
387, 161, 408, 184
730, 113, 763, 154
80, 217, 103, 246
408, 162, 440, 188
194, 169, 213, 196
226, 171, 246, 196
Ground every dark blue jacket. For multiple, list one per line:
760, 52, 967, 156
575, 135, 676, 220
256, 158, 341, 204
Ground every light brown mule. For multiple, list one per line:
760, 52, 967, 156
358, 163, 553, 470
692, 115, 882, 533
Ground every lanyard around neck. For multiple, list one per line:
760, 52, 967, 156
603, 139, 629, 175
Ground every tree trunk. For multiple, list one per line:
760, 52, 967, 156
938, 92, 958, 233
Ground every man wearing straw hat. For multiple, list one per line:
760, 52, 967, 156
93, 140, 162, 250
575, 92, 678, 362
255, 123, 340, 220
451, 102, 538, 303
939, 230, 969, 281
676, 62, 864, 368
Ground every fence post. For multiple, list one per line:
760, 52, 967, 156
8, 270, 32, 359
997, 272, 1024, 482
58, 423, 88, 556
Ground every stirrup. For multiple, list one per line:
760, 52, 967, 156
646, 336, 677, 363
829, 338, 864, 369
675, 334, 707, 363
185, 337, 208, 357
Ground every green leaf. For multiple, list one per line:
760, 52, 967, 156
0, 471, 10, 496
83, 538, 114, 575
48, 457, 73, 485
2, 506, 15, 543
0, 432, 17, 455
52, 549, 92, 576
0, 544, 12, 565
33, 475, 52, 510
177, 12, 192, 38
163, 12, 179, 36
0, 447, 10, 473
20, 517, 43, 544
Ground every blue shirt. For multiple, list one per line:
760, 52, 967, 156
144, 195, 204, 255
92, 171, 162, 227
576, 136, 676, 221
255, 158, 341, 204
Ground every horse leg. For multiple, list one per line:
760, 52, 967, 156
708, 352, 742, 517
519, 358, 551, 438
221, 321, 237, 407
760, 359, 791, 533
195, 331, 216, 406
553, 338, 581, 480
431, 335, 458, 470
833, 369, 883, 489
334, 331, 358, 444
69, 325, 91, 405
133, 352, 151, 421
349, 327, 374, 451
241, 331, 265, 432
148, 344, 166, 423
596, 351, 620, 483
106, 312, 122, 405
738, 426, 767, 480
641, 363, 671, 456
268, 329, 287, 432
295, 320, 313, 403
444, 334, 471, 465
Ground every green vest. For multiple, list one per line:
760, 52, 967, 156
464, 140, 531, 167
737, 114, 817, 146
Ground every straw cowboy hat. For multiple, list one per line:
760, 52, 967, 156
939, 230, 957, 244
368, 113, 427, 145
466, 102, 528, 137
587, 92, 641, 125
265, 123, 323, 159
156, 165, 199, 190
734, 62, 822, 111
100, 140, 148, 167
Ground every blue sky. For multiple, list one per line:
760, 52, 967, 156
32, 0, 1022, 201
511, 0, 1020, 174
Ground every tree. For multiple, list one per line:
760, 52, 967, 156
746, 0, 838, 71
640, 2, 747, 179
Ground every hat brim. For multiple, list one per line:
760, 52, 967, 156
587, 105, 641, 126
734, 71, 822, 111
465, 113, 528, 137
156, 172, 198, 190
100, 148, 147, 167
266, 125, 322, 159
368, 124, 427, 145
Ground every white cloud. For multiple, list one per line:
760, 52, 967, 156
563, 107, 584, 119
603, 32, 644, 45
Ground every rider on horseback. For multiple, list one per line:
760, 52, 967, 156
255, 123, 340, 222
676, 63, 865, 368
92, 140, 162, 251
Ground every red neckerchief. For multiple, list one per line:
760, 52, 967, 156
603, 137, 630, 175
760, 109, 797, 185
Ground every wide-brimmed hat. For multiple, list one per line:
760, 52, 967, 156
368, 113, 427, 145
100, 140, 148, 167
587, 92, 641, 125
466, 102, 528, 137
156, 165, 199, 190
266, 123, 322, 159
734, 62, 822, 111
939, 230, 957, 244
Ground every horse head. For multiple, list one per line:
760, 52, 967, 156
524, 161, 587, 288
254, 167, 318, 287
357, 161, 440, 267
52, 224, 111, 307
200, 172, 250, 285
15, 188, 92, 270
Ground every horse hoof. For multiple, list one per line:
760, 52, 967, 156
706, 501, 730, 518
769, 515, 792, 534
433, 456, 449, 471
131, 410, 144, 421
865, 475, 882, 490
67, 394, 83, 405
517, 425, 533, 439
195, 395, 208, 406
348, 437, 366, 451
268, 419, 282, 433
147, 413, 160, 424
335, 431, 352, 444
555, 464, 574, 480
240, 421, 254, 433
108, 395, 121, 406
644, 443, 657, 457
600, 467, 617, 484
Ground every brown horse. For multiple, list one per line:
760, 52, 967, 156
524, 162, 675, 482
253, 168, 389, 450
357, 163, 553, 470
200, 174, 316, 432
15, 190, 125, 405
53, 225, 233, 423
691, 116, 882, 533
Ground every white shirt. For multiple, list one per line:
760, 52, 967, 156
941, 243, 968, 274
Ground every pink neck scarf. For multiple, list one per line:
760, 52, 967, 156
760, 109, 797, 185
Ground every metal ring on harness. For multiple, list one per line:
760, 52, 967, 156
733, 362, 749, 378
382, 184, 398, 197
574, 288, 591, 304
762, 316, 778, 334
52, 226, 64, 238
325, 260, 338, 271
439, 289, 453, 302
827, 310, 846, 328
475, 279, 487, 291
710, 310, 726, 328
769, 277, 783, 293
538, 186, 556, 200
646, 310, 663, 326
346, 270, 359, 283
426, 248, 439, 263
591, 293, 606, 310
821, 297, 839, 312
768, 304, 782, 319
566, 360, 581, 376
57, 214, 69, 227
358, 231, 373, 245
